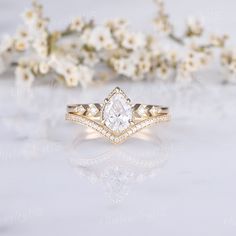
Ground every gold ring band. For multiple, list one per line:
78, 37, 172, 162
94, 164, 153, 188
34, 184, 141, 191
66, 87, 170, 144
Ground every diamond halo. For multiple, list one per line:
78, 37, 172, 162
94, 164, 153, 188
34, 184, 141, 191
102, 87, 133, 134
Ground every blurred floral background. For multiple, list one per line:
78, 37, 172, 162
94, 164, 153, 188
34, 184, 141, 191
1, 0, 236, 89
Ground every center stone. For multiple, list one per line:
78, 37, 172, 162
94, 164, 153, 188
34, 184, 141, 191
103, 93, 132, 132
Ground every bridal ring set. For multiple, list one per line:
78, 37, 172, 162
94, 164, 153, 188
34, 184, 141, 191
66, 87, 170, 144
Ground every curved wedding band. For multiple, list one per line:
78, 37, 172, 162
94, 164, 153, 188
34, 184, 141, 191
66, 87, 170, 144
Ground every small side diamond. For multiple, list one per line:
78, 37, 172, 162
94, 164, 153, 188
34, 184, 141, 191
87, 104, 99, 117
149, 106, 161, 116
75, 105, 86, 115
136, 105, 147, 117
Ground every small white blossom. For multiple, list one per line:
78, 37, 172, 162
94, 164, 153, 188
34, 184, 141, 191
221, 48, 236, 79
156, 64, 171, 80
209, 34, 228, 47
121, 31, 146, 50
80, 28, 92, 44
14, 38, 29, 51
105, 18, 128, 31
49, 56, 94, 87
81, 49, 100, 67
15, 27, 30, 40
22, 9, 38, 26
15, 66, 35, 88
185, 17, 203, 37
87, 26, 116, 51
77, 65, 94, 87
32, 32, 48, 58
0, 35, 13, 53
0, 35, 14, 74
113, 58, 136, 78
69, 17, 85, 32
33, 19, 48, 33
112, 49, 152, 79
0, 56, 6, 74
14, 27, 31, 52
38, 61, 50, 74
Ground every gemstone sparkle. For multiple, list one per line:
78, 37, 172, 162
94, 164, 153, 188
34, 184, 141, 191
103, 90, 132, 132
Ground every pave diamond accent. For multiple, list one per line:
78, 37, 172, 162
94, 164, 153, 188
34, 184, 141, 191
102, 89, 132, 133
65, 113, 170, 144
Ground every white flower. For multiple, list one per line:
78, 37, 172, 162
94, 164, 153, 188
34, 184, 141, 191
112, 58, 136, 78
14, 38, 29, 51
49, 56, 94, 87
22, 9, 38, 26
0, 35, 14, 74
156, 64, 171, 80
0, 55, 6, 74
209, 34, 228, 47
32, 32, 48, 58
0, 35, 13, 53
63, 64, 94, 87
33, 19, 48, 33
121, 31, 146, 50
113, 28, 126, 42
15, 66, 35, 88
69, 17, 85, 32
87, 26, 116, 51
15, 27, 31, 40
77, 65, 94, 87
105, 18, 128, 31
80, 28, 92, 44
186, 17, 203, 37
81, 49, 100, 67
38, 61, 50, 74
112, 50, 151, 79
14, 27, 31, 52
137, 57, 151, 75
228, 62, 236, 74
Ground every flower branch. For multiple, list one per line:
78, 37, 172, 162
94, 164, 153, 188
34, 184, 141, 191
0, 0, 235, 88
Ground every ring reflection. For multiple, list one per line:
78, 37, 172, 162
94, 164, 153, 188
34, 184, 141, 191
67, 127, 171, 203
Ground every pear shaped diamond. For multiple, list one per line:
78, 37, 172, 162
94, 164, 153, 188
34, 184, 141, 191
103, 89, 132, 133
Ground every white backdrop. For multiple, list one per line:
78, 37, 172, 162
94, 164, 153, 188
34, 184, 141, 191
0, 1, 236, 236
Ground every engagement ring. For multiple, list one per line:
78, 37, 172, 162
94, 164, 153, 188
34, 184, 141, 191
66, 87, 170, 144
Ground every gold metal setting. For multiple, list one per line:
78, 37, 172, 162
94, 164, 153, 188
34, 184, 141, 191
66, 87, 170, 144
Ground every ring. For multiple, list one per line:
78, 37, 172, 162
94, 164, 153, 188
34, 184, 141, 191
66, 87, 170, 144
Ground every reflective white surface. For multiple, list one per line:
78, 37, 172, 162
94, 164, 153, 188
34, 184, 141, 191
0, 77, 236, 235
1, 0, 236, 235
